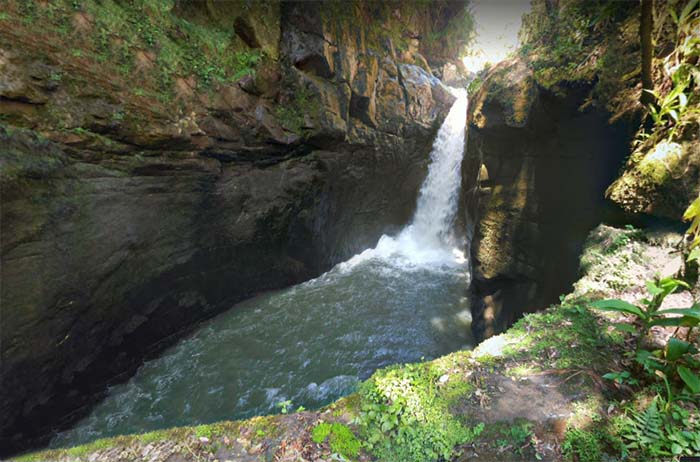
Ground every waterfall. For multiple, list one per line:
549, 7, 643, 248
342, 88, 469, 269
51, 89, 473, 448
407, 88, 468, 249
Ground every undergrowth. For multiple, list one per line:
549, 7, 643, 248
311, 422, 361, 460
357, 362, 484, 462
5, 0, 263, 101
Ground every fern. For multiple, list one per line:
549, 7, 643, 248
624, 398, 664, 451
619, 398, 700, 458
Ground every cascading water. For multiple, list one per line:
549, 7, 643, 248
344, 87, 468, 268
410, 89, 469, 250
51, 89, 472, 448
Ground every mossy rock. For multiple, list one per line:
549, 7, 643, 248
607, 137, 700, 220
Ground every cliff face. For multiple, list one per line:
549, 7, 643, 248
463, 58, 633, 340
0, 0, 471, 453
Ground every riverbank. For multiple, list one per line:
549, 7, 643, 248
16, 223, 698, 462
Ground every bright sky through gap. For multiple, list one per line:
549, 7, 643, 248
462, 0, 531, 72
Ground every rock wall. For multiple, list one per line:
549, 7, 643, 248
0, 0, 470, 454
463, 58, 633, 341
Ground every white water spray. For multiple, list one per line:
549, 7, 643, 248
342, 88, 469, 269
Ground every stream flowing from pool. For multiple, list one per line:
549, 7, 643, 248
52, 89, 471, 448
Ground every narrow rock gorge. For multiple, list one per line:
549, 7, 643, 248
463, 58, 635, 340
1, 1, 699, 461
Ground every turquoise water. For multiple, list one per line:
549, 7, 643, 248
51, 254, 472, 447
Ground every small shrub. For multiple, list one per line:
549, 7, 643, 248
311, 422, 361, 460
358, 363, 484, 462
562, 427, 603, 462
616, 398, 700, 459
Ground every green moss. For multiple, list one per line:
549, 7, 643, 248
275, 83, 318, 135
246, 415, 282, 443
520, 0, 636, 107
311, 422, 361, 460
502, 301, 622, 370
498, 419, 534, 452
638, 157, 671, 186
5, 0, 264, 108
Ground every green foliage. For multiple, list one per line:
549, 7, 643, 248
616, 397, 700, 459
591, 277, 692, 332
645, 62, 699, 140
592, 275, 700, 402
590, 236, 699, 460
311, 422, 361, 460
466, 76, 484, 97
607, 225, 643, 254
358, 362, 484, 462
505, 300, 622, 369
603, 370, 639, 386
275, 84, 317, 135
685, 195, 700, 253
276, 399, 293, 414
9, 0, 264, 101
640, 1, 700, 144
577, 226, 647, 293
562, 427, 603, 462
496, 420, 533, 455
669, 0, 700, 35
519, 0, 632, 100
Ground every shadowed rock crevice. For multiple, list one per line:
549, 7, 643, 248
463, 58, 635, 342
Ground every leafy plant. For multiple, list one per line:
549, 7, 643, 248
644, 66, 694, 139
592, 277, 693, 334
685, 195, 700, 261
358, 363, 484, 462
311, 422, 361, 460
276, 399, 293, 414
562, 427, 603, 462
669, 0, 700, 38
592, 275, 700, 405
602, 370, 639, 386
617, 397, 700, 458
496, 420, 533, 455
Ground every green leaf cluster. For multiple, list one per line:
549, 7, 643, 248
644, 1, 700, 142
357, 363, 483, 462
592, 278, 697, 331
685, 195, 700, 260
311, 422, 361, 460
616, 397, 700, 459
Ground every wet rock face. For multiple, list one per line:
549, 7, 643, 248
0, 0, 464, 454
463, 58, 633, 341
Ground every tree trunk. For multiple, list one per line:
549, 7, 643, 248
640, 0, 654, 105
